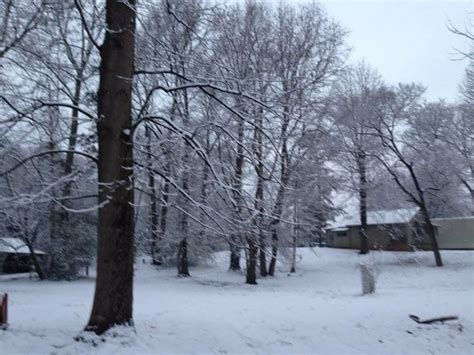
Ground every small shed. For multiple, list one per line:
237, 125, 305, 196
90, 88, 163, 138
0, 238, 47, 274
325, 207, 438, 251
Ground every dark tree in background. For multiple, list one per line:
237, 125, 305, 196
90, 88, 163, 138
85, 0, 136, 335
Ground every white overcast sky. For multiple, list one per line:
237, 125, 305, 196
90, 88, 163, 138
263, 0, 473, 102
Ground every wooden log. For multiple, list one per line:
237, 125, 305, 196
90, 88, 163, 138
409, 314, 458, 324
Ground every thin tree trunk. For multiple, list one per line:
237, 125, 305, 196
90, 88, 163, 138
254, 108, 267, 276
406, 165, 443, 267
460, 177, 474, 215
158, 132, 173, 260
52, 78, 83, 279
268, 144, 289, 276
268, 229, 278, 276
159, 165, 170, 246
258, 233, 267, 276
256, 180, 267, 277
230, 111, 245, 271
149, 175, 160, 265
198, 130, 211, 251
357, 151, 369, 254
146, 125, 160, 265
290, 203, 297, 273
177, 86, 191, 277
268, 102, 290, 276
63, 77, 82, 191
85, 0, 136, 335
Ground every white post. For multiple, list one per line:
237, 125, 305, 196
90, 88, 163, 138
360, 264, 376, 295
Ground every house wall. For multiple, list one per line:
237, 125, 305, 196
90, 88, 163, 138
349, 225, 410, 251
327, 230, 351, 248
327, 224, 412, 251
0, 254, 7, 273
431, 217, 474, 250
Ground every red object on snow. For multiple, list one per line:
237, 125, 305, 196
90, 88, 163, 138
0, 293, 7, 327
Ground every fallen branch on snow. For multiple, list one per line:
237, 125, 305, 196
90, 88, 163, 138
409, 314, 459, 324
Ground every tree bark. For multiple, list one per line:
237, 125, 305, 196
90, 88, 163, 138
229, 237, 241, 271
146, 125, 161, 265
26, 240, 46, 280
254, 108, 267, 276
63, 77, 83, 187
177, 73, 191, 277
268, 229, 278, 276
419, 205, 443, 267
256, 179, 267, 277
159, 163, 170, 254
177, 238, 190, 277
85, 0, 136, 335
268, 139, 289, 276
246, 238, 258, 285
268, 102, 290, 276
357, 150, 369, 254
230, 110, 245, 271
406, 164, 443, 267
290, 203, 297, 273
198, 129, 211, 252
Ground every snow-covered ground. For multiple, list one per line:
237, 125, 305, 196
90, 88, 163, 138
1, 248, 473, 354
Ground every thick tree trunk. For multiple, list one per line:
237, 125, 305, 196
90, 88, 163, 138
177, 238, 190, 277
229, 237, 241, 271
259, 235, 267, 276
420, 206, 443, 267
177, 198, 190, 277
357, 151, 369, 254
26, 241, 46, 280
246, 239, 258, 285
268, 229, 278, 276
177, 147, 191, 277
85, 0, 136, 335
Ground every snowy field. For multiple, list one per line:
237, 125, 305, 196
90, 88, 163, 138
0, 248, 473, 354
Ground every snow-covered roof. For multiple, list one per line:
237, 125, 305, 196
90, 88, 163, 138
327, 207, 420, 230
0, 237, 46, 255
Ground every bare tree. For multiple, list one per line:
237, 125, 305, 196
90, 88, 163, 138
331, 63, 385, 254
371, 84, 443, 267
85, 0, 136, 335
